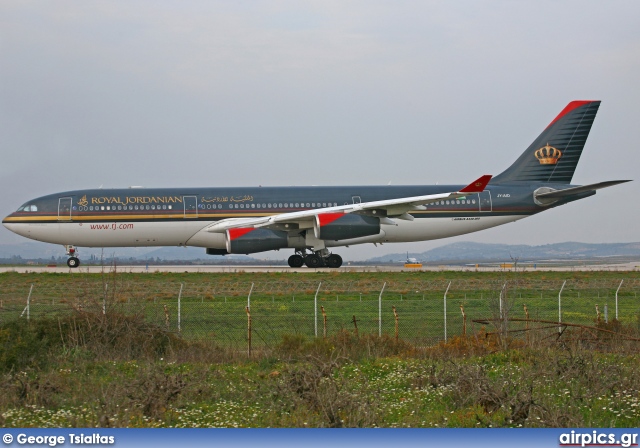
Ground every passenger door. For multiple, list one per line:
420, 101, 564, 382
183, 196, 198, 218
478, 191, 492, 212
58, 197, 72, 221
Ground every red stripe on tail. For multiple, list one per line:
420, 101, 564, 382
545, 100, 597, 129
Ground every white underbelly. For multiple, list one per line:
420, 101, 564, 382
380, 215, 525, 242
5, 215, 526, 250
6, 221, 213, 247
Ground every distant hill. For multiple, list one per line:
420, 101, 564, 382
3, 240, 640, 266
367, 242, 640, 264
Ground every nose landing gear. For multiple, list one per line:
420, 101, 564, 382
65, 245, 80, 268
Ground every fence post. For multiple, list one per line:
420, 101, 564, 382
352, 315, 358, 337
246, 306, 252, 357
615, 279, 624, 321
378, 282, 386, 337
178, 283, 183, 333
246, 284, 253, 357
558, 280, 566, 333
103, 282, 108, 315
499, 282, 507, 319
444, 281, 451, 342
314, 282, 322, 338
21, 284, 34, 320
247, 283, 254, 310
163, 304, 170, 329
392, 306, 399, 341
460, 304, 466, 336
523, 304, 529, 344
321, 306, 327, 339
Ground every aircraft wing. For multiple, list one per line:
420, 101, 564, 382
534, 180, 631, 201
206, 175, 492, 233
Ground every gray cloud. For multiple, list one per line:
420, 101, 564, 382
1, 1, 639, 259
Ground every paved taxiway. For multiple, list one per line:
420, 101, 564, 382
0, 262, 638, 274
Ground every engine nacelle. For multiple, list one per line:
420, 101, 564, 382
226, 227, 288, 254
314, 213, 380, 241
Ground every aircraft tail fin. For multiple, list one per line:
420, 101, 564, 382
491, 101, 600, 184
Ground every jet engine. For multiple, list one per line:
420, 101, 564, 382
314, 213, 380, 241
226, 227, 288, 254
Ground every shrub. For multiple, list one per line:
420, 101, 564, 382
0, 311, 185, 372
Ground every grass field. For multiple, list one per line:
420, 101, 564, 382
1, 270, 639, 348
1, 270, 639, 427
1, 313, 639, 428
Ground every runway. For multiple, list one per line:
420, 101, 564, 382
0, 262, 638, 274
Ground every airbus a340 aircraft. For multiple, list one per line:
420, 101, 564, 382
2, 101, 630, 268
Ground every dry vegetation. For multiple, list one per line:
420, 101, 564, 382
0, 304, 639, 428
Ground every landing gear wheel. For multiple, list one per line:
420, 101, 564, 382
67, 257, 80, 268
288, 254, 304, 268
304, 254, 323, 268
326, 254, 343, 268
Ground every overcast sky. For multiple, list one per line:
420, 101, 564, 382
1, 1, 639, 260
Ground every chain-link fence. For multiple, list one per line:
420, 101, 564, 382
1, 278, 639, 348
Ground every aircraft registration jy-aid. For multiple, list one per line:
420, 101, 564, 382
3, 101, 631, 268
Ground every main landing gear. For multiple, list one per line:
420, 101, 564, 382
65, 245, 80, 268
287, 250, 343, 268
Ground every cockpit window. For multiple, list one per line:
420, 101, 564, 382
18, 204, 38, 212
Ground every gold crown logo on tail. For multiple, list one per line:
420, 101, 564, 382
534, 143, 562, 165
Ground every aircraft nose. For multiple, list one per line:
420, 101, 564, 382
3, 213, 24, 235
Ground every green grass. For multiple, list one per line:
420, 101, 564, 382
1, 331, 639, 427
1, 270, 639, 347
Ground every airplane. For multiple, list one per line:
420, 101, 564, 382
2, 100, 630, 269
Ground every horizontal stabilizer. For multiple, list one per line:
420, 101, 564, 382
534, 180, 631, 201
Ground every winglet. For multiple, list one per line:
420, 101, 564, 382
459, 175, 492, 193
